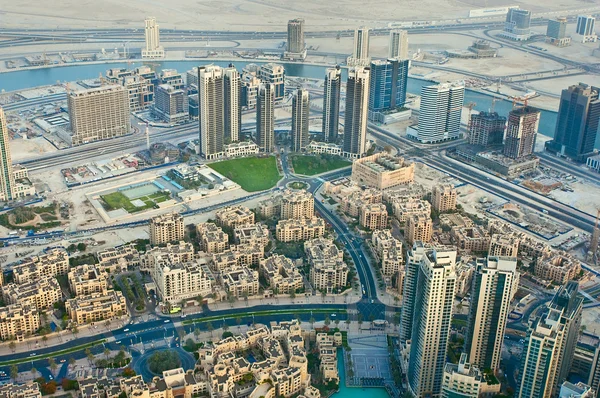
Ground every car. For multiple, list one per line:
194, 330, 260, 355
164, 319, 170, 323
115, 341, 121, 344
59, 359, 66, 363
48, 375, 53, 380
29, 353, 37, 357
331, 314, 336, 317
123, 328, 129, 332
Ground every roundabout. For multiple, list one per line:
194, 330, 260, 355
131, 345, 196, 381
287, 181, 309, 190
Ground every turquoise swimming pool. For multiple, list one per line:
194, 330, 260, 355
335, 349, 390, 398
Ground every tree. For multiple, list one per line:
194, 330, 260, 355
321, 290, 327, 303
334, 319, 340, 329
30, 367, 37, 378
206, 322, 214, 337
10, 365, 18, 382
68, 357, 76, 368
289, 291, 296, 300
196, 295, 204, 306
309, 317, 316, 328
345, 318, 351, 329
48, 358, 57, 375
42, 335, 48, 346
8, 341, 16, 353
85, 348, 94, 365
236, 317, 242, 331
358, 314, 364, 332
77, 242, 86, 252
324, 316, 331, 327
222, 323, 230, 332
243, 291, 249, 306
104, 348, 111, 361
185, 338, 197, 352
178, 329, 185, 342
122, 367, 136, 377
148, 350, 182, 374
194, 328, 201, 341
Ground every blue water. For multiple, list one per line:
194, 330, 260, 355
336, 348, 390, 398
0, 60, 557, 137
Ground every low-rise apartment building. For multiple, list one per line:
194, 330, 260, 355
65, 290, 128, 325
340, 188, 382, 217
2, 277, 61, 310
97, 244, 140, 273
222, 266, 260, 298
152, 259, 214, 303
351, 153, 415, 190
406, 214, 433, 245
260, 255, 304, 294
359, 202, 388, 230
392, 198, 431, 223
68, 264, 109, 296
0, 304, 41, 341
216, 206, 255, 229
197, 222, 230, 253
432, 184, 457, 212
211, 244, 264, 272
149, 212, 185, 246
12, 248, 69, 284
452, 226, 491, 253
281, 189, 314, 220
276, 217, 326, 242
535, 251, 581, 284
234, 223, 270, 247
305, 238, 348, 293
371, 229, 403, 276
488, 233, 520, 257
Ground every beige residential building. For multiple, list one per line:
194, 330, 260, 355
142, 16, 165, 58
66, 290, 128, 325
97, 243, 140, 273
406, 214, 433, 245
340, 188, 382, 217
0, 304, 40, 341
351, 153, 415, 190
305, 238, 348, 293
393, 198, 431, 223
149, 212, 185, 246
274, 367, 304, 397
260, 255, 304, 294
68, 264, 109, 297
234, 223, 270, 247
197, 222, 230, 253
281, 189, 314, 220
0, 382, 42, 398
2, 277, 61, 310
257, 195, 282, 219
371, 229, 403, 276
359, 202, 388, 230
224, 141, 260, 158
222, 266, 260, 298
67, 84, 130, 146
535, 252, 581, 284
152, 259, 214, 303
13, 248, 69, 284
432, 184, 457, 212
452, 226, 491, 253
216, 206, 255, 229
276, 217, 325, 242
316, 333, 341, 382
211, 244, 264, 272
141, 241, 195, 273
488, 233, 521, 257
441, 354, 484, 398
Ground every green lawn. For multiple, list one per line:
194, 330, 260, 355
291, 154, 351, 176
100, 191, 171, 213
208, 156, 281, 192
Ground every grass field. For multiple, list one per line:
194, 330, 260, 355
291, 154, 351, 176
101, 191, 170, 213
208, 156, 281, 192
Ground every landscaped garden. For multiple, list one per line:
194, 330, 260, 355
208, 156, 281, 192
290, 154, 351, 176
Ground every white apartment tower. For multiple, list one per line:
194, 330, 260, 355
224, 66, 241, 143
577, 15, 597, 42
0, 108, 14, 201
285, 18, 307, 60
291, 88, 310, 152
466, 256, 518, 371
347, 27, 371, 66
343, 67, 370, 158
142, 17, 165, 58
405, 243, 457, 398
257, 84, 275, 153
198, 65, 225, 159
409, 82, 465, 143
322, 66, 342, 143
389, 30, 409, 59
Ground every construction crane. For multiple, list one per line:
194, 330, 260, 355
512, 96, 528, 108
490, 98, 499, 113
589, 209, 600, 262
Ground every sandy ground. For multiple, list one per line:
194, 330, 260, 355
9, 136, 58, 162
1, 0, 597, 31
527, 74, 600, 96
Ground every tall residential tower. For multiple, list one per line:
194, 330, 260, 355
322, 66, 342, 143
347, 28, 370, 67
257, 84, 275, 152
198, 65, 225, 159
504, 106, 540, 159
291, 88, 310, 152
389, 30, 409, 59
285, 19, 307, 60
343, 67, 370, 157
368, 58, 409, 122
142, 17, 165, 58
0, 108, 15, 201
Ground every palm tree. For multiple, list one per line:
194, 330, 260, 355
104, 348, 111, 361
289, 291, 296, 301
105, 320, 111, 330
30, 367, 37, 378
194, 328, 201, 341
55, 325, 63, 342
178, 329, 185, 342
236, 317, 242, 331
48, 358, 57, 375
68, 357, 76, 368
357, 314, 364, 332
42, 335, 48, 346
242, 291, 249, 306
321, 290, 326, 303
324, 316, 331, 327
206, 322, 214, 337
85, 348, 93, 365
196, 295, 204, 306
223, 323, 230, 333
10, 365, 18, 382
334, 319, 340, 329
345, 318, 351, 330
309, 317, 316, 329
8, 341, 16, 353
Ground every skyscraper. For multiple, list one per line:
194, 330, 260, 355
291, 88, 310, 152
468, 111, 506, 146
368, 58, 409, 122
408, 82, 464, 144
517, 282, 583, 398
466, 256, 517, 372
347, 28, 370, 67
0, 108, 15, 201
546, 84, 600, 161
389, 30, 409, 59
343, 67, 370, 157
198, 65, 225, 159
577, 15, 597, 42
259, 63, 285, 101
67, 85, 131, 146
504, 106, 540, 159
257, 84, 275, 153
322, 66, 342, 143
224, 66, 241, 143
142, 17, 165, 58
285, 19, 306, 60
501, 9, 532, 41
406, 243, 457, 397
